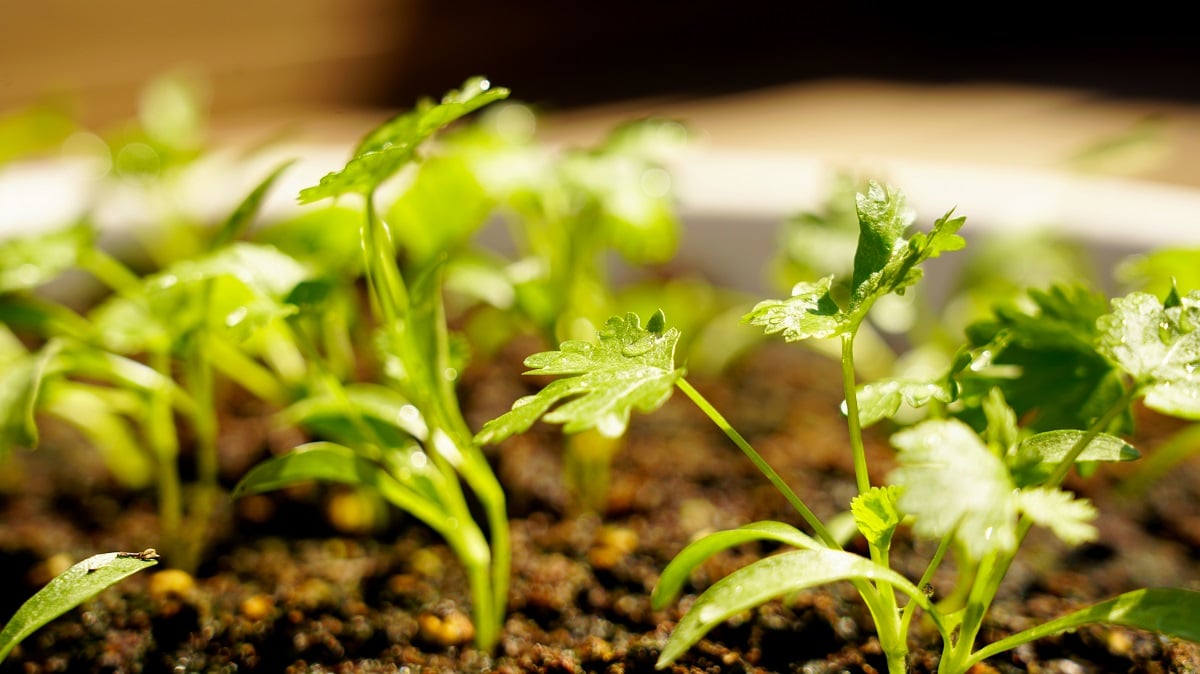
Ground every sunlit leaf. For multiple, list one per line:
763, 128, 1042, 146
966, 588, 1200, 668
0, 551, 158, 662
889, 419, 1019, 557
851, 486, 902, 549
656, 549, 929, 668
475, 310, 682, 443
299, 77, 509, 203
1098, 290, 1200, 419
0, 224, 93, 293
650, 521, 821, 610
743, 276, 840, 341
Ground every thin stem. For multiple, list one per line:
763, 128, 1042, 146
675, 378, 839, 549
147, 349, 183, 563
946, 386, 1137, 672
181, 336, 219, 575
901, 534, 952, 640
840, 332, 872, 495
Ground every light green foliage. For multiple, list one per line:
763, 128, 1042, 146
299, 77, 509, 203
745, 181, 965, 340
1098, 289, 1200, 418
850, 485, 902, 550
0, 224, 93, 293
476, 310, 683, 443
0, 551, 159, 662
961, 285, 1125, 432
1118, 247, 1200, 298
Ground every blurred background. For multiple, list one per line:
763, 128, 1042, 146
5, 1, 1200, 123
6, 0, 1200, 236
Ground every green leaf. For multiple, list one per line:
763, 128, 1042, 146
656, 549, 929, 668
889, 419, 1019, 558
232, 441, 451, 530
0, 223, 94, 293
299, 77, 509, 203
1016, 487, 1097, 545
850, 189, 965, 313
851, 378, 954, 427
961, 285, 1124, 432
91, 242, 308, 350
281, 383, 428, 444
1117, 247, 1200, 299
965, 588, 1200, 669
210, 159, 297, 249
0, 551, 158, 662
0, 342, 62, 452
1018, 430, 1139, 464
650, 521, 821, 610
744, 184, 965, 343
743, 276, 841, 341
851, 181, 915, 292
850, 486, 902, 549
475, 310, 683, 444
1098, 290, 1200, 419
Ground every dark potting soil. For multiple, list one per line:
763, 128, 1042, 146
2, 340, 1199, 673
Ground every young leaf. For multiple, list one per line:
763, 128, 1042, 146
743, 276, 841, 341
0, 223, 93, 293
744, 183, 964, 342
233, 441, 451, 530
889, 419, 1019, 558
851, 181, 916, 292
850, 485, 902, 549
655, 549, 931, 668
650, 521, 822, 610
850, 378, 954, 427
961, 285, 1125, 432
299, 77, 509, 203
475, 310, 683, 444
1015, 487, 1097, 545
964, 588, 1200, 669
209, 159, 297, 249
0, 342, 62, 452
0, 551, 159, 662
1098, 290, 1200, 419
1018, 429, 1139, 464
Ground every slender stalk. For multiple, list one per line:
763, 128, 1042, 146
840, 332, 872, 495
147, 348, 183, 562
840, 329, 906, 670
944, 386, 1137, 673
675, 378, 839, 549
901, 534, 952, 638
180, 335, 218, 574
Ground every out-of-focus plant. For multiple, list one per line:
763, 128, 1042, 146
234, 77, 512, 651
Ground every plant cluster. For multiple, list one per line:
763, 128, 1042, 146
481, 182, 1200, 672
2, 76, 1199, 671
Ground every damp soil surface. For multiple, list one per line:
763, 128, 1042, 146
2, 341, 1199, 673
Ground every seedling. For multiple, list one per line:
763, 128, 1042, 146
0, 550, 159, 663
480, 181, 1200, 672
234, 78, 512, 651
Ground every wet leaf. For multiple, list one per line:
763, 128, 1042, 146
650, 521, 821, 610
475, 310, 682, 444
0, 551, 158, 662
656, 549, 928, 668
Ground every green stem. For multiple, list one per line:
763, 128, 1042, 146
147, 349, 183, 562
901, 534, 952, 639
675, 378, 839, 549
840, 332, 872, 495
181, 336, 218, 574
841, 330, 906, 669
944, 385, 1137, 673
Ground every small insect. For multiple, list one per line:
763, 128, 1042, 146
116, 548, 160, 561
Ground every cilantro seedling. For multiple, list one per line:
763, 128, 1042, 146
234, 78, 512, 651
481, 181, 1200, 672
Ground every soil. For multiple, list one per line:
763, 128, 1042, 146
2, 338, 1199, 674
